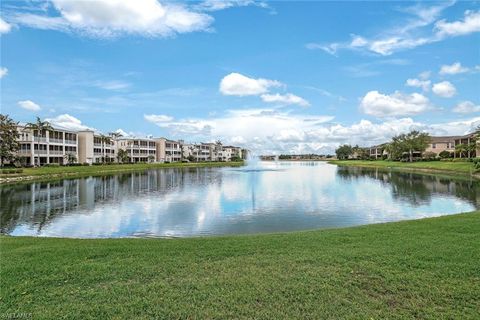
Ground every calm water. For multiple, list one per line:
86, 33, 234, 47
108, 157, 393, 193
1, 161, 479, 238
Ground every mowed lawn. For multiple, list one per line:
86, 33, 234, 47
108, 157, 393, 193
0, 161, 244, 180
1, 212, 479, 319
331, 160, 477, 175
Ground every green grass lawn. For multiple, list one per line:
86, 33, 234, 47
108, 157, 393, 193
1, 212, 479, 319
0, 161, 244, 182
330, 160, 477, 175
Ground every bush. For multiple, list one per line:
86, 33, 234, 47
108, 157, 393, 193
422, 151, 437, 161
43, 163, 60, 167
0, 168, 23, 174
438, 150, 452, 159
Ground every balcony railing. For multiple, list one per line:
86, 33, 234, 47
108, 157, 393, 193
34, 137, 47, 143
49, 138, 63, 144
49, 150, 64, 155
65, 140, 76, 145
33, 150, 48, 155
17, 150, 31, 155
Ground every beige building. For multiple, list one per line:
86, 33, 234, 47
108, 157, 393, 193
156, 138, 182, 163
16, 125, 78, 166
116, 138, 157, 163
425, 136, 456, 154
78, 131, 116, 164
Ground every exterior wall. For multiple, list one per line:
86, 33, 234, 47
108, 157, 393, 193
78, 131, 94, 164
425, 137, 456, 155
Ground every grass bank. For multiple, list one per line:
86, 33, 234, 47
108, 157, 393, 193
330, 160, 479, 178
1, 212, 479, 319
0, 161, 244, 184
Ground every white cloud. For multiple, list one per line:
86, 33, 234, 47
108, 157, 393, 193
432, 81, 456, 97
308, 6, 480, 56
435, 10, 480, 37
145, 106, 480, 154
0, 17, 11, 34
144, 114, 173, 123
198, 0, 266, 11
439, 62, 469, 75
94, 80, 131, 90
452, 101, 480, 114
360, 91, 431, 117
0, 67, 8, 78
18, 100, 42, 111
45, 114, 93, 131
260, 93, 310, 107
219, 72, 282, 96
10, 0, 213, 38
405, 78, 431, 91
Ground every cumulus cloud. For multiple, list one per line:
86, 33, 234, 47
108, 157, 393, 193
308, 5, 480, 56
405, 78, 431, 91
198, 0, 267, 11
18, 100, 42, 111
45, 114, 93, 131
435, 10, 480, 37
0, 67, 8, 79
432, 81, 456, 97
9, 0, 213, 38
0, 17, 11, 34
144, 114, 173, 123
145, 107, 480, 154
260, 93, 310, 107
219, 72, 282, 96
439, 62, 469, 75
452, 101, 480, 114
360, 91, 431, 117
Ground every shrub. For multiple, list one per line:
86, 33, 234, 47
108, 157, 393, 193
43, 163, 60, 167
422, 151, 437, 161
438, 150, 452, 159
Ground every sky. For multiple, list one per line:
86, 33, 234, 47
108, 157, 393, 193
0, 0, 479, 154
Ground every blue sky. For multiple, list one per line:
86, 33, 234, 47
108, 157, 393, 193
1, 0, 479, 154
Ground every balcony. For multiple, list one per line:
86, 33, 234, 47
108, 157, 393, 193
33, 150, 48, 155
49, 150, 64, 155
34, 137, 47, 143
17, 150, 31, 155
65, 140, 76, 145
49, 138, 63, 144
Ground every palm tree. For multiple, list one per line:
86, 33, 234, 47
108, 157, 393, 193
25, 117, 53, 166
108, 132, 122, 163
98, 134, 113, 163
455, 143, 467, 159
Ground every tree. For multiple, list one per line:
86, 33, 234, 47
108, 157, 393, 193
438, 150, 452, 159
388, 131, 430, 162
455, 143, 467, 158
148, 155, 155, 163
335, 144, 353, 160
25, 117, 53, 166
117, 149, 129, 163
0, 114, 20, 166
352, 145, 369, 160
98, 134, 112, 163
64, 153, 77, 165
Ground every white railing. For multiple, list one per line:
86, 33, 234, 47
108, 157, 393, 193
49, 150, 63, 155
34, 137, 47, 143
34, 150, 48, 155
17, 150, 31, 155
49, 138, 63, 144
65, 140, 76, 145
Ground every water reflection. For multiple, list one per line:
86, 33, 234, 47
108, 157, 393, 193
0, 162, 478, 238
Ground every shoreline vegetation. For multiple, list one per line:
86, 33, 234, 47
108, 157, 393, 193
0, 161, 244, 184
328, 159, 480, 179
2, 212, 479, 318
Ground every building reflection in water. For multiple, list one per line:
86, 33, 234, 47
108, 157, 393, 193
0, 163, 478, 238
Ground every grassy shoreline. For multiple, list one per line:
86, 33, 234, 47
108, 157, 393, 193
1, 211, 479, 318
0, 161, 244, 184
329, 159, 479, 179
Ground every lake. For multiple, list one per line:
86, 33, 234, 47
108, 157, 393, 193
1, 161, 479, 238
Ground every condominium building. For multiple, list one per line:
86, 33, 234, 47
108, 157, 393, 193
16, 124, 78, 166
78, 131, 116, 164
425, 136, 456, 154
117, 138, 157, 163
156, 138, 182, 162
